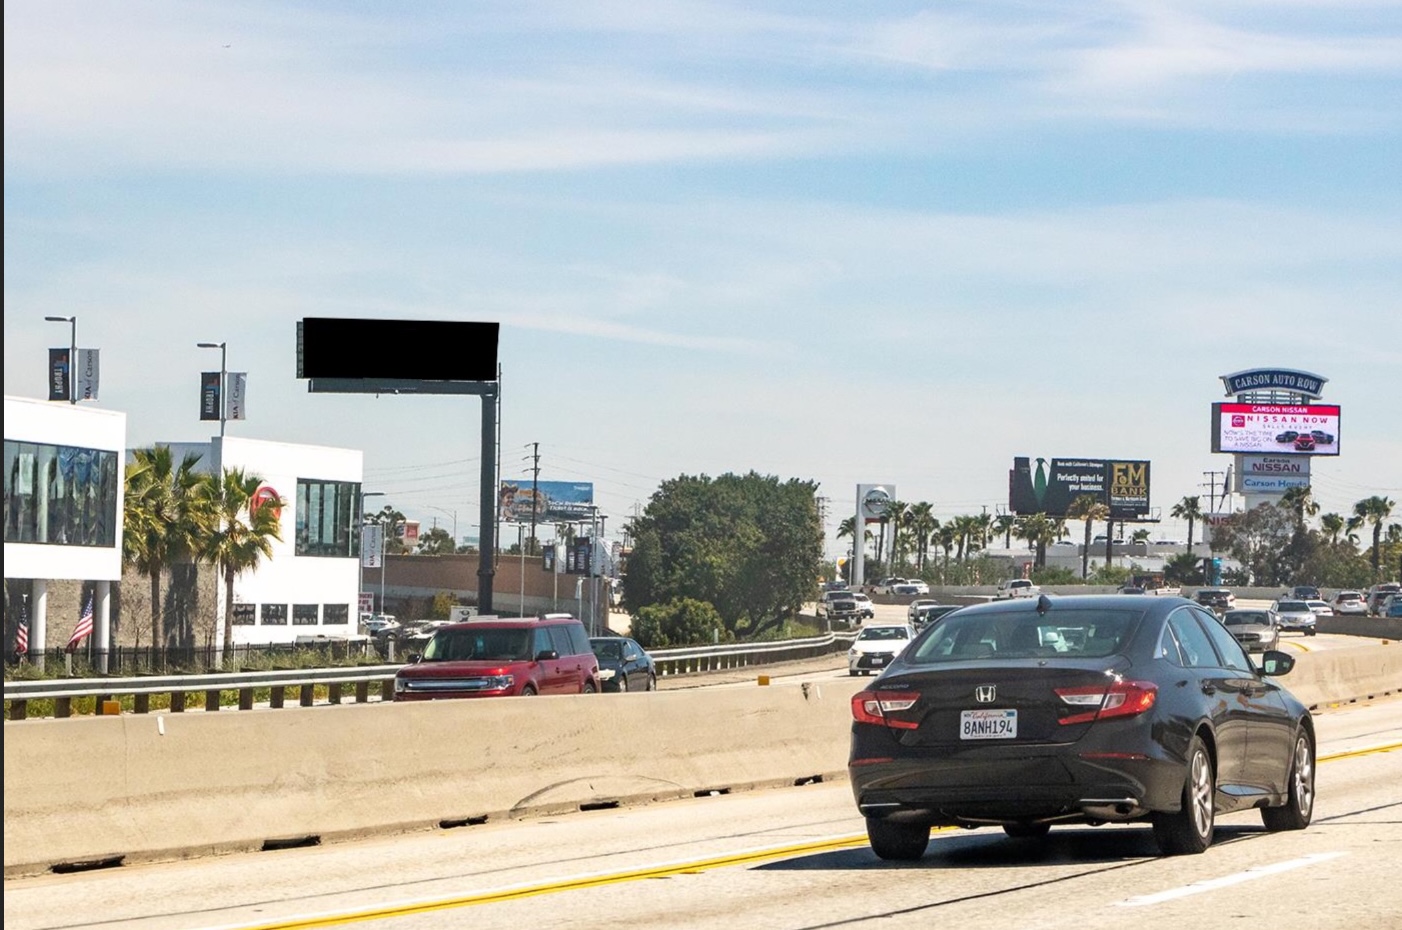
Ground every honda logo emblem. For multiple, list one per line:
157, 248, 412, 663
974, 685, 997, 703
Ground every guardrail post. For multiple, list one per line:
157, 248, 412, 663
134, 693, 150, 714
355, 681, 370, 703
171, 691, 186, 713
239, 688, 254, 711
380, 680, 393, 701
204, 690, 221, 713
299, 684, 314, 707
55, 697, 72, 718
270, 686, 285, 709
9, 699, 28, 721
328, 683, 342, 705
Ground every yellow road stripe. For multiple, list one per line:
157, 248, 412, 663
217, 744, 1402, 930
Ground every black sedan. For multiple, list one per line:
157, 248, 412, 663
590, 636, 657, 692
849, 595, 1315, 860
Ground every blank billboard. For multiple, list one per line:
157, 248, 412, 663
297, 318, 499, 382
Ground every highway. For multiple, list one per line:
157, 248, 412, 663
5, 697, 1398, 930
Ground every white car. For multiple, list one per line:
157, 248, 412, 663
890, 581, 930, 597
849, 593, 876, 619
1272, 600, 1318, 636
1304, 599, 1332, 618
907, 598, 939, 622
994, 578, 1040, 599
847, 623, 916, 676
1331, 591, 1368, 615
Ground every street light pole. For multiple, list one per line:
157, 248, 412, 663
196, 341, 228, 436
44, 316, 77, 404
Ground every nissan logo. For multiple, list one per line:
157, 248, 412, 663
975, 685, 997, 704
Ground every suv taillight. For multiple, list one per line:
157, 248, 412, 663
851, 691, 919, 729
1054, 680, 1157, 726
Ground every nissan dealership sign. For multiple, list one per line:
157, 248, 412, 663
1211, 403, 1341, 456
1236, 454, 1311, 493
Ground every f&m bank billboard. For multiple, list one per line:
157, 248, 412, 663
1009, 457, 1151, 519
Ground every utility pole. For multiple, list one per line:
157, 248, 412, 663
1202, 471, 1226, 516
527, 441, 540, 554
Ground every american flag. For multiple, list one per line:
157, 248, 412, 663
66, 593, 94, 653
14, 597, 28, 656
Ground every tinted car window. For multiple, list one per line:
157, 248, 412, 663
565, 622, 592, 656
1166, 608, 1218, 669
857, 626, 910, 642
1192, 607, 1254, 672
423, 628, 531, 661
532, 627, 555, 656
547, 624, 574, 655
907, 608, 1138, 663
1224, 611, 1270, 626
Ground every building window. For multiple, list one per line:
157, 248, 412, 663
295, 478, 361, 558
292, 603, 320, 626
4, 440, 119, 547
323, 604, 349, 625
260, 603, 288, 626
232, 603, 256, 626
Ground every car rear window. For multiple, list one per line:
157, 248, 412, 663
857, 626, 910, 642
1277, 601, 1308, 611
424, 628, 531, 661
907, 609, 1141, 663
1224, 612, 1269, 626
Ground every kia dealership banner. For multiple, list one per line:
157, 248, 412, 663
1212, 403, 1341, 456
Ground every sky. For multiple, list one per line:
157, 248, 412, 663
5, 0, 1401, 558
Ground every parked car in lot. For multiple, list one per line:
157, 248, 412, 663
1273, 600, 1318, 636
393, 615, 600, 700
1221, 609, 1280, 653
590, 636, 657, 692
1330, 590, 1367, 615
848, 595, 1315, 860
847, 622, 916, 676
1367, 583, 1402, 616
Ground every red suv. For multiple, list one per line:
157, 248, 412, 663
393, 615, 600, 700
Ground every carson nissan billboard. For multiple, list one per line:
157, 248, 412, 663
1009, 457, 1151, 519
1211, 403, 1341, 456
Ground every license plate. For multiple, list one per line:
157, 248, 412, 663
960, 709, 1017, 740
870, 655, 887, 665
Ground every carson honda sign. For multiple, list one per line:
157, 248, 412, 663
1236, 454, 1311, 493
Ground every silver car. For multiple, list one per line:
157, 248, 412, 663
1221, 609, 1280, 653
1273, 600, 1318, 636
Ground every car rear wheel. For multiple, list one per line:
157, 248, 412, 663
520, 685, 537, 696
866, 818, 929, 861
646, 674, 657, 691
1262, 731, 1315, 832
583, 681, 596, 694
1153, 736, 1215, 855
1003, 823, 1051, 839
617, 673, 629, 693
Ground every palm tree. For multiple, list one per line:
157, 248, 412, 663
1015, 513, 1061, 569
1352, 495, 1396, 575
204, 468, 285, 663
992, 514, 1017, 550
1066, 494, 1109, 580
881, 499, 909, 569
937, 524, 956, 573
907, 503, 937, 572
1280, 486, 1319, 534
1320, 513, 1345, 544
123, 446, 211, 648
971, 512, 994, 552
1170, 495, 1203, 551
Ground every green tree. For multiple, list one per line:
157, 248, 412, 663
907, 503, 937, 573
621, 472, 823, 639
1066, 494, 1109, 580
1280, 486, 1320, 534
416, 526, 456, 555
1210, 504, 1294, 586
1163, 552, 1204, 586
1015, 513, 1061, 569
367, 504, 409, 554
1170, 495, 1203, 550
992, 514, 1017, 550
1352, 496, 1396, 577
630, 597, 725, 649
204, 468, 285, 662
1319, 513, 1346, 544
123, 446, 211, 648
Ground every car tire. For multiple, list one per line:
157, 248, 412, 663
582, 680, 596, 694
1306, 629, 1317, 637
1262, 730, 1315, 832
849, 670, 860, 677
646, 674, 657, 691
1152, 735, 1215, 856
866, 817, 929, 861
520, 685, 537, 696
617, 673, 629, 693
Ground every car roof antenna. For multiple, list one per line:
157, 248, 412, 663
1036, 594, 1052, 616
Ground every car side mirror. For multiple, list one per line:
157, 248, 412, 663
535, 649, 559, 661
1259, 650, 1295, 677
625, 653, 638, 661
407, 653, 423, 664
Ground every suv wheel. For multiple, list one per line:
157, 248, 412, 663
583, 680, 596, 694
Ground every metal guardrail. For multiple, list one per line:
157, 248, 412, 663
4, 633, 857, 720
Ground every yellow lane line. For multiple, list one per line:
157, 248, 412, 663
214, 743, 1402, 930
1281, 641, 1311, 653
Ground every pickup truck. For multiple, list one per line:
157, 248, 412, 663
994, 579, 1040, 599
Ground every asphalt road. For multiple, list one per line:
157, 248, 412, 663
6, 698, 1399, 930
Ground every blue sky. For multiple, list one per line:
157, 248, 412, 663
5, 0, 1400, 554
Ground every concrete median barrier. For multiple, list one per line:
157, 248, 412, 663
5, 644, 1400, 875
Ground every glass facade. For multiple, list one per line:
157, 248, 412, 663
323, 604, 349, 625
295, 478, 361, 558
232, 603, 256, 626
3, 440, 119, 547
260, 603, 288, 626
292, 603, 320, 625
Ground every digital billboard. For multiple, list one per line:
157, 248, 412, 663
1008, 457, 1151, 519
499, 480, 595, 523
1211, 403, 1340, 456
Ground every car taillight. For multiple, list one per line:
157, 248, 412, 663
851, 690, 920, 729
1054, 680, 1157, 726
